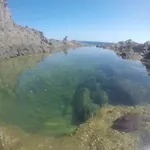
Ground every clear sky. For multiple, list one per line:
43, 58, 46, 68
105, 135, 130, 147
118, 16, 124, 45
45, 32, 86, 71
9, 0, 150, 42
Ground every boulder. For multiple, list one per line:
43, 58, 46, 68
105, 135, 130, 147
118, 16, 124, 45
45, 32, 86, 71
144, 41, 150, 51
112, 113, 141, 132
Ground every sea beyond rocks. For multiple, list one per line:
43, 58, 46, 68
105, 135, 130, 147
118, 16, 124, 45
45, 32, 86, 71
0, 0, 87, 59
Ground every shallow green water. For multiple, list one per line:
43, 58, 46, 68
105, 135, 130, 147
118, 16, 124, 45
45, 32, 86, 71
0, 47, 150, 137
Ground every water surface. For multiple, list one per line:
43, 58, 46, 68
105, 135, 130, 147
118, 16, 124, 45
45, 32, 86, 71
0, 47, 150, 137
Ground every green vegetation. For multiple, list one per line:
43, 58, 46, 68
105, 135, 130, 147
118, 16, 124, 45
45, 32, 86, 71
72, 87, 99, 124
72, 73, 110, 124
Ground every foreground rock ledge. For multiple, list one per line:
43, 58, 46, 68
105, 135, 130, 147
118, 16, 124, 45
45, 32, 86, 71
1, 105, 150, 150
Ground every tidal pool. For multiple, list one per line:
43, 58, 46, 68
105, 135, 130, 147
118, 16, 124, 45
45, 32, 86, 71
0, 47, 150, 137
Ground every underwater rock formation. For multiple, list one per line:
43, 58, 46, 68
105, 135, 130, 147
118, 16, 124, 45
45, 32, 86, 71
72, 87, 99, 124
72, 74, 110, 124
112, 113, 141, 132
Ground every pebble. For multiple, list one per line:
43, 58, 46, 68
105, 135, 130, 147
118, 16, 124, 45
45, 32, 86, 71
48, 146, 52, 149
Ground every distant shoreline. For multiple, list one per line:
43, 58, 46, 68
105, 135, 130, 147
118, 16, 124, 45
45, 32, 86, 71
96, 39, 150, 73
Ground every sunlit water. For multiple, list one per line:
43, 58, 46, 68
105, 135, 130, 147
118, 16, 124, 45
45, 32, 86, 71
0, 47, 150, 137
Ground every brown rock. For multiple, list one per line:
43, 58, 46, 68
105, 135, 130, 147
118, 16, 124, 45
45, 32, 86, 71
111, 113, 141, 132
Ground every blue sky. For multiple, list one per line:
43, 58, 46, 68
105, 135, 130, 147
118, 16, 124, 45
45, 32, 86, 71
9, 0, 150, 42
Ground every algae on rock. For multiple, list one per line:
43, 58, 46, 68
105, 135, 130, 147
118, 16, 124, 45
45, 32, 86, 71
72, 87, 96, 124
72, 73, 110, 124
1, 105, 150, 150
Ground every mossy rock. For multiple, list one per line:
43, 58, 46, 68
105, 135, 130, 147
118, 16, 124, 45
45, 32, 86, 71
1, 105, 150, 150
72, 87, 99, 124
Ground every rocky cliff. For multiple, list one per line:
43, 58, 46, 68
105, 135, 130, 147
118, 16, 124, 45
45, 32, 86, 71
0, 1, 85, 59
0, 0, 54, 59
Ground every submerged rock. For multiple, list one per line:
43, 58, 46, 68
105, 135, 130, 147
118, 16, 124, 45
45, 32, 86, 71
1, 105, 150, 150
72, 73, 111, 124
112, 113, 141, 132
72, 87, 99, 124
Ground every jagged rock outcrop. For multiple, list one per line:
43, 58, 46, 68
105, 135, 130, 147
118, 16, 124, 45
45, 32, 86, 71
97, 39, 150, 74
97, 40, 150, 60
0, 0, 53, 59
0, 1, 85, 59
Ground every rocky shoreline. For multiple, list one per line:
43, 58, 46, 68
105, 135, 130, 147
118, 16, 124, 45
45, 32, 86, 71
1, 105, 150, 150
96, 39, 150, 73
0, 0, 87, 60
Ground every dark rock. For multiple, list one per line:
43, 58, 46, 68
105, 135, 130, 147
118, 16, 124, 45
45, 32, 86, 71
107, 110, 113, 114
144, 41, 150, 50
63, 36, 68, 44
112, 113, 141, 132
144, 51, 150, 59
141, 58, 150, 73
120, 52, 127, 59
100, 39, 150, 60
96, 45, 102, 48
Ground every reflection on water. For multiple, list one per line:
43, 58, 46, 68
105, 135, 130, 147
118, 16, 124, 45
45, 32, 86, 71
0, 47, 150, 137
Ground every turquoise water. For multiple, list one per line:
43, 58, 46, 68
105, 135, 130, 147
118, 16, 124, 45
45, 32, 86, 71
81, 41, 112, 45
0, 47, 150, 137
